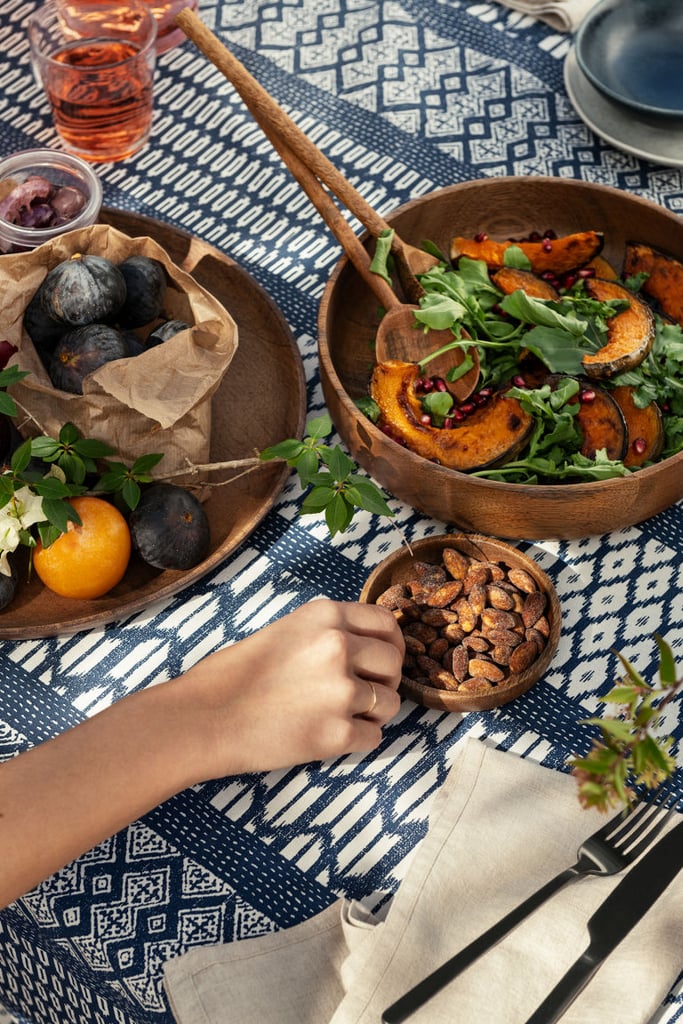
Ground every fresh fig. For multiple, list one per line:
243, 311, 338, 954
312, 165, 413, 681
49, 323, 129, 394
0, 557, 19, 611
23, 287, 65, 354
129, 483, 210, 570
40, 253, 126, 328
146, 319, 190, 347
118, 255, 167, 328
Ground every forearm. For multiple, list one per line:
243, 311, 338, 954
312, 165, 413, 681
0, 675, 206, 908
0, 600, 404, 908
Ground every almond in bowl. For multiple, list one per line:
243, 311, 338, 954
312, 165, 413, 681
360, 534, 561, 712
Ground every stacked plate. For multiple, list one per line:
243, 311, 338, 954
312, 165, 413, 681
566, 0, 683, 167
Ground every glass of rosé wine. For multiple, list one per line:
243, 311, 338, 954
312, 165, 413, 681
144, 0, 198, 53
28, 0, 157, 163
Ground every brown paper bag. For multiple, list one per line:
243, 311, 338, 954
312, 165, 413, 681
0, 224, 238, 483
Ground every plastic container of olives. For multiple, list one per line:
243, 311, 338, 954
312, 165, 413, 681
0, 148, 102, 253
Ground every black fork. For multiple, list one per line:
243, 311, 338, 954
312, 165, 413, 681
382, 783, 680, 1024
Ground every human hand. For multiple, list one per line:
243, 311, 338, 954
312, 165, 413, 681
184, 599, 405, 777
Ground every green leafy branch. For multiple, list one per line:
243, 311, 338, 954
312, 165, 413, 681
260, 413, 394, 537
0, 422, 164, 553
569, 634, 680, 812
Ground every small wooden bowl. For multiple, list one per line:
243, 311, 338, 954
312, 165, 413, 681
318, 176, 683, 539
360, 534, 561, 712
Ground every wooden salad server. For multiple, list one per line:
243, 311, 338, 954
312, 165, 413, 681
175, 8, 480, 397
175, 6, 436, 302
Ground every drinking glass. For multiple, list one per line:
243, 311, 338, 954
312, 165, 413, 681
28, 0, 157, 163
144, 0, 198, 53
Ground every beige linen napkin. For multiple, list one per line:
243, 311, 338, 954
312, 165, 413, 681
163, 739, 683, 1024
492, 0, 598, 31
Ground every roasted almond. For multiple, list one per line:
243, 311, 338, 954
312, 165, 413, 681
507, 567, 537, 593
509, 640, 540, 673
468, 658, 505, 682
442, 547, 470, 580
522, 590, 547, 628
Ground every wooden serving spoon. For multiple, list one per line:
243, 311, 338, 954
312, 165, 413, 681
176, 8, 436, 304
175, 9, 480, 398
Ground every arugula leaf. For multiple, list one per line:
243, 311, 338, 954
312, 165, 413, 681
422, 391, 453, 427
503, 245, 532, 269
369, 229, 394, 285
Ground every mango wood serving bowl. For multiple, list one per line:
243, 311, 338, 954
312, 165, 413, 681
318, 176, 683, 539
360, 534, 561, 712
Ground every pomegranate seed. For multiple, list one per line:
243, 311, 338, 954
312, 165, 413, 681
562, 273, 577, 289
420, 413, 432, 425
580, 388, 596, 403
434, 378, 448, 392
478, 387, 493, 401
460, 401, 476, 415
529, 231, 542, 242
420, 377, 434, 392
540, 271, 559, 286
632, 438, 647, 455
542, 239, 553, 253
543, 229, 557, 239
577, 267, 596, 278
443, 417, 454, 429
512, 375, 527, 388
474, 232, 488, 243
452, 408, 466, 422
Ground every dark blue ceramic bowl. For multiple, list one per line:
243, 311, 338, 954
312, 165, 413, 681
575, 0, 683, 119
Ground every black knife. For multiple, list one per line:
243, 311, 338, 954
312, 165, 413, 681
524, 817, 683, 1024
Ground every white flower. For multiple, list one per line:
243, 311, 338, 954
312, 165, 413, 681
0, 485, 46, 576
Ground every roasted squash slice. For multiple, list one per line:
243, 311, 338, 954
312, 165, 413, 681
491, 266, 560, 300
576, 383, 627, 462
610, 385, 664, 468
622, 242, 683, 327
581, 277, 655, 380
449, 230, 604, 275
370, 360, 533, 472
544, 374, 627, 462
586, 254, 619, 281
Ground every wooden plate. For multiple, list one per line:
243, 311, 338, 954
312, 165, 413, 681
360, 534, 561, 712
0, 209, 306, 638
318, 176, 683, 539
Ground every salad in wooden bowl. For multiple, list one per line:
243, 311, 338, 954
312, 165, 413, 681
318, 177, 683, 539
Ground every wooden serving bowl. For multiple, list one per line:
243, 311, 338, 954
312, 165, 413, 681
318, 176, 683, 539
360, 534, 561, 712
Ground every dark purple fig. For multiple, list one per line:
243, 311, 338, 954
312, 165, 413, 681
23, 287, 65, 354
122, 329, 146, 357
0, 556, 19, 612
0, 341, 17, 369
40, 253, 126, 328
146, 319, 190, 347
129, 483, 210, 570
0, 414, 22, 468
118, 255, 167, 328
49, 323, 129, 394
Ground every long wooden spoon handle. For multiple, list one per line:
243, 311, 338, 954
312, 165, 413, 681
175, 9, 397, 246
263, 129, 399, 310
175, 7, 398, 310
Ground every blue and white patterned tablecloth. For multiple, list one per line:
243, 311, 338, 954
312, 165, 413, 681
1, 2, 683, 1022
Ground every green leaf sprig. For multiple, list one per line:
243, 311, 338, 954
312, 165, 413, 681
259, 413, 394, 536
0, 421, 164, 554
569, 635, 680, 812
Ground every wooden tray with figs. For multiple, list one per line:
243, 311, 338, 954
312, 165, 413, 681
0, 209, 306, 639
